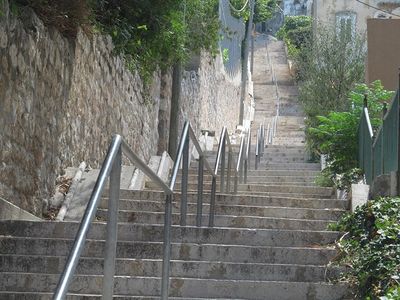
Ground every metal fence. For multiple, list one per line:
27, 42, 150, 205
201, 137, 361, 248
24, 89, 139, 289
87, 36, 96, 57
358, 90, 399, 184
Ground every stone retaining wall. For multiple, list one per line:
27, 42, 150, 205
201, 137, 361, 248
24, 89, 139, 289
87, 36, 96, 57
0, 2, 241, 216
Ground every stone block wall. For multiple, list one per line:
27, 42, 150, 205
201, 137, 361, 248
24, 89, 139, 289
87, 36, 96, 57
181, 52, 241, 139
0, 2, 241, 216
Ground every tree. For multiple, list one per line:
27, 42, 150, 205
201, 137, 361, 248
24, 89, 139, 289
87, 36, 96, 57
276, 15, 312, 58
296, 25, 366, 122
230, 0, 280, 22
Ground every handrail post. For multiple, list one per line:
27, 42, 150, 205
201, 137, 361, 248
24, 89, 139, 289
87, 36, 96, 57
180, 135, 189, 226
220, 138, 226, 192
239, 155, 244, 184
209, 176, 217, 227
261, 124, 265, 157
161, 194, 173, 300
248, 134, 251, 172
102, 146, 122, 299
234, 173, 238, 194
244, 159, 248, 184
382, 103, 387, 175
196, 155, 204, 227
226, 148, 232, 193
53, 135, 122, 300
255, 129, 259, 170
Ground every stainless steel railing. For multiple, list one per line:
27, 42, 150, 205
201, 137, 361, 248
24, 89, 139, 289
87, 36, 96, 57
265, 37, 280, 146
53, 135, 172, 300
53, 120, 250, 300
161, 121, 217, 299
210, 126, 250, 226
255, 124, 265, 170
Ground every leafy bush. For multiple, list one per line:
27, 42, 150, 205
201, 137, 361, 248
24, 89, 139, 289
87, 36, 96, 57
93, 0, 220, 82
276, 15, 312, 58
11, 0, 220, 83
229, 0, 279, 22
329, 197, 400, 299
308, 81, 394, 190
314, 168, 334, 187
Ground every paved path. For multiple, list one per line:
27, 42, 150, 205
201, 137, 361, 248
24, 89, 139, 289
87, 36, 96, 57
252, 34, 305, 145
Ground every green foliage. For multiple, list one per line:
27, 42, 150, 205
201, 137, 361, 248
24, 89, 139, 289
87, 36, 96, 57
222, 48, 230, 63
308, 81, 394, 190
230, 0, 279, 23
253, 0, 279, 23
297, 25, 365, 118
330, 197, 400, 299
381, 286, 400, 300
276, 15, 312, 58
11, 0, 220, 84
314, 168, 334, 187
93, 0, 220, 83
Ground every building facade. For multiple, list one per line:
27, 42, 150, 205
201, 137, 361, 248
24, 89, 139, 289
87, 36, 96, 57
311, 0, 400, 34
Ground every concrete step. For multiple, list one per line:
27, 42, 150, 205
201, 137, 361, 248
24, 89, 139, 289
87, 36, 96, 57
170, 182, 332, 197
107, 190, 347, 210
97, 199, 343, 221
0, 221, 342, 247
94, 209, 335, 230
0, 237, 338, 265
0, 293, 246, 300
0, 255, 342, 282
238, 184, 333, 197
235, 191, 332, 199
245, 181, 317, 187
258, 163, 320, 170
200, 156, 309, 164
0, 273, 351, 300
246, 170, 321, 177
112, 190, 347, 210
178, 174, 317, 183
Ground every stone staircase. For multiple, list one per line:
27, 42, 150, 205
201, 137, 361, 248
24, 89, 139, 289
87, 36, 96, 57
0, 35, 351, 299
0, 137, 351, 299
0, 143, 350, 299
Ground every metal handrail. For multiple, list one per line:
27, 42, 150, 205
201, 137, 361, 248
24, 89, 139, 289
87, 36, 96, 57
266, 38, 280, 143
213, 127, 239, 193
161, 120, 217, 299
255, 124, 265, 169
53, 120, 245, 300
363, 107, 374, 139
244, 127, 251, 183
53, 135, 173, 300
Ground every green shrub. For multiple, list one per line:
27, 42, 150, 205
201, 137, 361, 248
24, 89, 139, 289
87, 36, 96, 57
11, 0, 220, 83
314, 168, 334, 187
92, 0, 220, 82
330, 197, 400, 299
276, 15, 312, 59
230, 0, 279, 22
307, 81, 394, 190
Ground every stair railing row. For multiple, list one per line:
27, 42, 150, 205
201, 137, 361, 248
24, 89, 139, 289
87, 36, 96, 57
358, 90, 400, 185
265, 38, 280, 145
53, 120, 250, 300
53, 134, 172, 300
244, 125, 252, 183
255, 124, 265, 169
